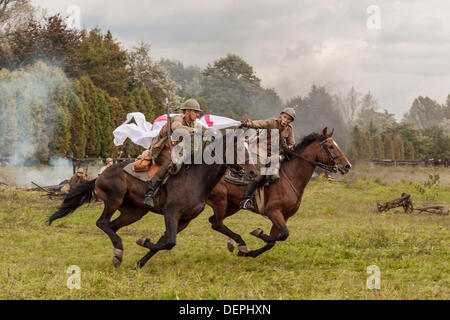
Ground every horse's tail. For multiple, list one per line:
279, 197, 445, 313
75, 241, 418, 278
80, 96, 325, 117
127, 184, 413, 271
47, 179, 97, 225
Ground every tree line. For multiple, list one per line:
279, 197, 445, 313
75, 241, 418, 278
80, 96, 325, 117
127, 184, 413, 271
339, 90, 450, 161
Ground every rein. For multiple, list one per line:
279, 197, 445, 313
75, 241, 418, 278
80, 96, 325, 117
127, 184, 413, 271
282, 138, 339, 173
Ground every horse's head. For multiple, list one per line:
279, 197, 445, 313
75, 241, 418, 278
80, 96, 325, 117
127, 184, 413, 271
312, 128, 352, 174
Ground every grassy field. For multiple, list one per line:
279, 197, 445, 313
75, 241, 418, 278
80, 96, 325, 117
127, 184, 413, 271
0, 164, 448, 300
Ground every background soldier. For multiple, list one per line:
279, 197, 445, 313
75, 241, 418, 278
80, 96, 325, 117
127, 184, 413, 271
239, 108, 296, 211
99, 158, 114, 175
61, 168, 87, 193
143, 98, 203, 207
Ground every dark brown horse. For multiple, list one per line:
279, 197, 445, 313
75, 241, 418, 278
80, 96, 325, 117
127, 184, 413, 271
206, 128, 352, 257
48, 131, 237, 269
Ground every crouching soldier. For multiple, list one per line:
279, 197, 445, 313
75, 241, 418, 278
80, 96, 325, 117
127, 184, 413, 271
143, 99, 203, 207
239, 108, 296, 211
61, 167, 87, 193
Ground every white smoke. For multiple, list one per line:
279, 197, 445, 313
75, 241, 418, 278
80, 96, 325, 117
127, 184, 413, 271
23, 157, 73, 188
0, 61, 74, 187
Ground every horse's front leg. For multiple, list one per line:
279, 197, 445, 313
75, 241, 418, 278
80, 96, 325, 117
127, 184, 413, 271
209, 215, 249, 256
136, 212, 179, 269
240, 225, 278, 258
250, 210, 289, 243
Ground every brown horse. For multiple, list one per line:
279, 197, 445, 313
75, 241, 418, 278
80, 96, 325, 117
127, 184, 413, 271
48, 131, 238, 269
206, 128, 352, 257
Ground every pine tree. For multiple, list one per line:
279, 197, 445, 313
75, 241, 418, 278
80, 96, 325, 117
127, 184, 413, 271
52, 91, 72, 157
404, 141, 415, 160
384, 136, 395, 160
371, 133, 384, 159
393, 135, 405, 160
0, 69, 18, 157
67, 91, 87, 159
79, 28, 128, 101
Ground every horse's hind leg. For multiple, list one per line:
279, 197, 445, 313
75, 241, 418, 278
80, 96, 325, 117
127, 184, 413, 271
96, 201, 124, 268
108, 205, 148, 266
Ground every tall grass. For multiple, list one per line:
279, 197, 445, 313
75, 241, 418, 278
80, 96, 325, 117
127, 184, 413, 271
0, 165, 448, 299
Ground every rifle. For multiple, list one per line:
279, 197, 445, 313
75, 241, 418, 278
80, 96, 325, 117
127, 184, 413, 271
32, 182, 51, 193
166, 97, 173, 151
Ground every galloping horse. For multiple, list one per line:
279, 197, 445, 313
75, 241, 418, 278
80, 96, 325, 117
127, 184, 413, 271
206, 128, 352, 257
48, 131, 237, 269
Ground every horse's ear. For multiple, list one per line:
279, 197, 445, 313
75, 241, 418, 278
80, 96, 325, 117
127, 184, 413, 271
329, 128, 335, 138
322, 127, 328, 137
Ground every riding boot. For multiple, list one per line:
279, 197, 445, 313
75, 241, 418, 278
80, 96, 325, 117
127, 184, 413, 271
143, 174, 162, 207
239, 181, 258, 211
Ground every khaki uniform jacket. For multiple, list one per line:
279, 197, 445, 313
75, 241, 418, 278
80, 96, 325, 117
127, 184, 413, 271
245, 117, 295, 149
150, 115, 196, 159
68, 174, 86, 189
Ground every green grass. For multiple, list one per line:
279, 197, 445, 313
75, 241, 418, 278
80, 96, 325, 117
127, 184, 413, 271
0, 166, 448, 300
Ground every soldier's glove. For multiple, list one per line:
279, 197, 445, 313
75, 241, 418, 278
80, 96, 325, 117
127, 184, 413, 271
282, 143, 292, 151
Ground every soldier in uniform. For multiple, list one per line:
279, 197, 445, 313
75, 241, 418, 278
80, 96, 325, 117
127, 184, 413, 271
143, 99, 203, 206
99, 158, 114, 175
61, 167, 87, 193
239, 108, 296, 211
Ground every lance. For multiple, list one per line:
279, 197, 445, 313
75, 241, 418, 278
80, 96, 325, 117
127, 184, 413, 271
166, 97, 173, 151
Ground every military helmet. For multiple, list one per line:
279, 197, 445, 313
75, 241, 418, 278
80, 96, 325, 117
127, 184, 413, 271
181, 99, 202, 112
281, 108, 296, 121
106, 158, 113, 163
77, 168, 84, 174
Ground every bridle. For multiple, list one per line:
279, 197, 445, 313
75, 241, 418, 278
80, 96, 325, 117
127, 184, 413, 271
283, 137, 345, 173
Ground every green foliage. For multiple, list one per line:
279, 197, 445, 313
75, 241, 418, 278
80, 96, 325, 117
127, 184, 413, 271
79, 29, 128, 100
201, 54, 279, 119
67, 91, 86, 158
0, 13, 82, 77
414, 174, 440, 201
159, 58, 202, 97
350, 120, 449, 161
127, 42, 181, 114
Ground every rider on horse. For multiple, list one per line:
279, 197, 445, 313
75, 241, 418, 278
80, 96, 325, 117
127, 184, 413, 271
143, 99, 203, 207
239, 108, 296, 211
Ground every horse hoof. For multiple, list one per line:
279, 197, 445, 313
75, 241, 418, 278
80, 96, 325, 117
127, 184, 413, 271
250, 228, 263, 237
112, 256, 122, 268
238, 245, 249, 256
227, 239, 237, 253
136, 237, 149, 248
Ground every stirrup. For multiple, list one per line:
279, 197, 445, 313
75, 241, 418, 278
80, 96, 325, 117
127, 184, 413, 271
143, 193, 155, 207
240, 199, 255, 211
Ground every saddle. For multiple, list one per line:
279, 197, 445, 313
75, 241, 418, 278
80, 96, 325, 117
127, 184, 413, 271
223, 168, 268, 216
224, 167, 257, 186
124, 159, 179, 183
131, 152, 182, 181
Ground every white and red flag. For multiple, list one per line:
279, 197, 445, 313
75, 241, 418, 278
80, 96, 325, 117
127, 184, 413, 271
113, 112, 241, 149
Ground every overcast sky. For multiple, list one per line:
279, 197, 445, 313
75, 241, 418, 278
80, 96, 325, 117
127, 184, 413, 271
32, 0, 450, 119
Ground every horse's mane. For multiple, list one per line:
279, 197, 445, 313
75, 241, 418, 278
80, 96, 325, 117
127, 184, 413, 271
293, 132, 322, 153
